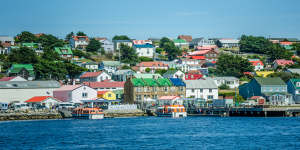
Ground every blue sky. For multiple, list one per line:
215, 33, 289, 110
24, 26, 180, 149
1, 0, 300, 39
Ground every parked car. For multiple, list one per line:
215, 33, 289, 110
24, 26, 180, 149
13, 103, 30, 110
0, 102, 8, 110
58, 102, 75, 109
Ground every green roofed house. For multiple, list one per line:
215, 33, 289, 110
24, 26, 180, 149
173, 39, 189, 50
22, 43, 43, 56
7, 64, 35, 80
239, 77, 293, 105
133, 73, 162, 79
124, 77, 186, 105
55, 46, 73, 60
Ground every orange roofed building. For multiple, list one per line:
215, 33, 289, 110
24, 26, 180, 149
136, 61, 168, 73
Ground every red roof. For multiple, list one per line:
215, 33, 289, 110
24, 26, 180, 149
280, 41, 293, 45
196, 45, 217, 50
80, 72, 103, 78
0, 76, 16, 81
137, 61, 168, 67
178, 35, 192, 42
249, 96, 265, 100
249, 60, 264, 66
191, 56, 206, 60
97, 91, 109, 95
274, 59, 294, 66
159, 96, 180, 100
25, 96, 54, 103
187, 70, 202, 74
72, 36, 89, 41
83, 81, 125, 88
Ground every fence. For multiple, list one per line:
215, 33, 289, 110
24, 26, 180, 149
108, 104, 137, 110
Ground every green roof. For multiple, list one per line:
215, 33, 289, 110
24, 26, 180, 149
143, 78, 159, 86
173, 39, 187, 43
9, 64, 34, 76
54, 47, 73, 55
157, 78, 172, 86
102, 61, 120, 66
133, 73, 162, 78
289, 78, 300, 89
255, 77, 286, 86
132, 78, 145, 87
22, 43, 39, 48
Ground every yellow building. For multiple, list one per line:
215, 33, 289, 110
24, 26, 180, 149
255, 71, 274, 77
97, 91, 116, 100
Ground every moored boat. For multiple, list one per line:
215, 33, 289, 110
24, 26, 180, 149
72, 107, 104, 119
156, 105, 187, 118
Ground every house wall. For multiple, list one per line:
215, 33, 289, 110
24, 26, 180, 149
214, 79, 239, 89
0, 88, 58, 103
71, 86, 97, 103
103, 91, 116, 100
186, 88, 218, 100
135, 47, 154, 58
139, 66, 168, 73
95, 87, 124, 91
239, 79, 262, 99
96, 72, 111, 81
53, 90, 70, 102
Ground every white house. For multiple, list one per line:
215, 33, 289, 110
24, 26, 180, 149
53, 85, 97, 103
25, 96, 61, 108
249, 59, 264, 71
80, 71, 111, 83
185, 78, 218, 100
82, 62, 99, 72
133, 44, 155, 58
69, 36, 89, 50
113, 40, 133, 51
219, 39, 240, 48
213, 76, 239, 89
99, 61, 121, 74
163, 70, 185, 79
100, 39, 114, 52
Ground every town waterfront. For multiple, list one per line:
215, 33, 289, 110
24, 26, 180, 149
1, 117, 300, 149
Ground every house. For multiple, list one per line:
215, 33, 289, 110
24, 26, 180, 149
133, 73, 162, 79
239, 77, 293, 105
97, 91, 116, 100
132, 40, 152, 45
22, 43, 43, 55
188, 49, 218, 61
280, 41, 293, 50
213, 99, 233, 108
248, 59, 264, 71
286, 69, 300, 75
255, 71, 274, 77
133, 44, 155, 58
0, 36, 14, 45
0, 81, 61, 103
99, 61, 121, 74
112, 69, 135, 81
0, 76, 27, 81
53, 85, 97, 103
124, 78, 185, 104
248, 96, 266, 105
194, 38, 216, 47
213, 76, 239, 89
69, 36, 89, 50
169, 78, 186, 98
7, 64, 35, 80
136, 61, 168, 73
54, 46, 73, 60
185, 78, 218, 100
95, 38, 114, 52
273, 59, 294, 69
195, 45, 217, 51
80, 71, 111, 83
83, 80, 125, 91
82, 62, 99, 72
185, 70, 203, 80
163, 70, 185, 79
177, 35, 193, 43
113, 40, 133, 51
25, 96, 61, 108
287, 78, 300, 104
219, 39, 240, 48
173, 39, 189, 50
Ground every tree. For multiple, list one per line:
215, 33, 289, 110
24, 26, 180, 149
155, 48, 164, 54
65, 62, 87, 81
266, 43, 293, 61
37, 34, 64, 49
145, 68, 151, 73
76, 31, 86, 36
216, 53, 254, 78
112, 35, 130, 40
155, 69, 168, 76
65, 32, 74, 41
8, 47, 38, 64
0, 41, 3, 48
219, 84, 230, 90
86, 38, 101, 52
292, 43, 300, 55
267, 72, 300, 82
239, 35, 273, 54
42, 48, 61, 61
15, 31, 38, 43
121, 65, 131, 70
159, 37, 181, 61
139, 56, 153, 62
120, 44, 139, 65
159, 37, 172, 48
100, 48, 105, 55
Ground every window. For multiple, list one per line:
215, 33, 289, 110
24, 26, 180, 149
207, 95, 213, 99
209, 89, 212, 93
192, 89, 195, 93
108, 94, 112, 97
164, 87, 168, 92
82, 93, 88, 98
180, 86, 184, 91
147, 49, 150, 54
297, 82, 300, 87
153, 87, 157, 92
200, 89, 203, 93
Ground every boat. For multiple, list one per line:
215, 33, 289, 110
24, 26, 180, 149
72, 107, 104, 119
156, 105, 187, 118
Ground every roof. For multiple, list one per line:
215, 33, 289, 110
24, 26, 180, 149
83, 81, 125, 88
185, 78, 218, 89
156, 78, 172, 86
143, 78, 159, 86
131, 78, 172, 87
131, 78, 145, 86
254, 77, 286, 86
214, 76, 239, 81
249, 96, 265, 100
101, 61, 121, 67
25, 96, 56, 103
133, 43, 154, 48
169, 78, 186, 86
249, 60, 264, 66
0, 76, 17, 81
54, 85, 82, 91
178, 35, 192, 42
287, 69, 300, 74
72, 36, 88, 41
9, 64, 35, 77
22, 43, 39, 47
137, 61, 168, 67
190, 56, 206, 60
132, 40, 152, 45
173, 39, 187, 43
80, 72, 104, 78
97, 90, 110, 95
114, 69, 134, 75
189, 50, 214, 56
0, 81, 61, 89
219, 39, 240, 44
159, 96, 180, 100
196, 45, 217, 50
288, 78, 300, 89
280, 41, 293, 45
274, 59, 294, 66
163, 70, 178, 76
133, 73, 162, 78
54, 47, 73, 55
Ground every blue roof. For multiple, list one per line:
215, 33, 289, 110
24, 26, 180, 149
134, 44, 154, 48
169, 78, 186, 86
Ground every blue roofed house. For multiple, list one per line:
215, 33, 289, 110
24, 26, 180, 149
169, 78, 186, 97
133, 43, 155, 58
239, 77, 293, 105
287, 78, 300, 104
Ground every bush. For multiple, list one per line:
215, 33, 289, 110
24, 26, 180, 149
219, 84, 230, 90
145, 68, 151, 73
139, 56, 153, 62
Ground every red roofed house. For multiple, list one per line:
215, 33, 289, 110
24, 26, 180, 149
70, 36, 89, 50
132, 40, 152, 45
80, 71, 111, 83
249, 59, 264, 71
177, 35, 193, 42
196, 45, 218, 51
273, 59, 294, 69
248, 96, 266, 105
53, 85, 97, 103
189, 49, 218, 61
83, 80, 125, 91
25, 96, 61, 108
0, 76, 27, 81
185, 70, 203, 80
136, 61, 168, 73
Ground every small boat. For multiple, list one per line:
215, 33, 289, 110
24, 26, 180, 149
156, 105, 187, 118
72, 107, 104, 119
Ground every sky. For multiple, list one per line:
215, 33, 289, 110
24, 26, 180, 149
0, 0, 300, 40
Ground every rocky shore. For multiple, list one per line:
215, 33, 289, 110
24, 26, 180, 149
103, 109, 147, 118
0, 110, 63, 121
